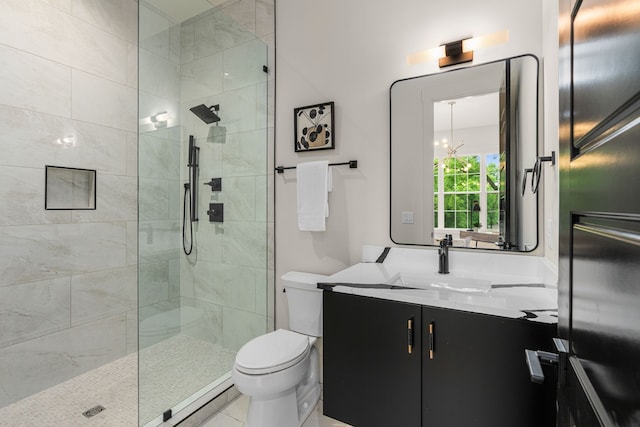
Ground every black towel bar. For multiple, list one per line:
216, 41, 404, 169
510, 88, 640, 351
275, 160, 358, 173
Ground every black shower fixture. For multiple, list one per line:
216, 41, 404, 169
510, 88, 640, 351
190, 104, 220, 124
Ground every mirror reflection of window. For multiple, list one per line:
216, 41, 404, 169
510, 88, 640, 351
432, 93, 500, 238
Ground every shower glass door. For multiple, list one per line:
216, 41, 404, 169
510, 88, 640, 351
138, 1, 270, 424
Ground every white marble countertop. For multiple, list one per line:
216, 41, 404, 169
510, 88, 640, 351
323, 262, 558, 324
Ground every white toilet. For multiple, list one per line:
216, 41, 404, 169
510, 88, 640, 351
232, 271, 327, 427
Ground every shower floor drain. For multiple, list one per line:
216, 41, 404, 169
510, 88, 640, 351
82, 405, 106, 418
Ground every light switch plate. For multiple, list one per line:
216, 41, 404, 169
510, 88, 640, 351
402, 211, 414, 224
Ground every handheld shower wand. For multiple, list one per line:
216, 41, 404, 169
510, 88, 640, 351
183, 135, 199, 255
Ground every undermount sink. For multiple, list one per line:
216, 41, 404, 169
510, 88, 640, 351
398, 273, 492, 294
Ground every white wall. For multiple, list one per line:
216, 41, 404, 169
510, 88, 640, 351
275, 0, 553, 328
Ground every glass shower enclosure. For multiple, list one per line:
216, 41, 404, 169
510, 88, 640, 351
138, 1, 270, 424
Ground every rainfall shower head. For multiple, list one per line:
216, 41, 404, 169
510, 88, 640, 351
190, 104, 220, 124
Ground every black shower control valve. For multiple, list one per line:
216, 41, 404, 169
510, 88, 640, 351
204, 178, 222, 192
207, 203, 224, 223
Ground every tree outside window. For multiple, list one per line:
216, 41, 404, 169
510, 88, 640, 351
434, 154, 500, 230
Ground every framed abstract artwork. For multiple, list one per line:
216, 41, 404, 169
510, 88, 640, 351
293, 101, 334, 152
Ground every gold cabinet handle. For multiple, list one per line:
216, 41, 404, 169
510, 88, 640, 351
407, 318, 414, 354
428, 322, 435, 360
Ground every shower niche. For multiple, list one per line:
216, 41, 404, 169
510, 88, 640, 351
45, 165, 96, 210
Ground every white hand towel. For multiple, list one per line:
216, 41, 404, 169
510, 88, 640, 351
297, 161, 331, 231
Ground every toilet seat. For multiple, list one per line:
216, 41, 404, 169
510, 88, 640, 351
235, 329, 310, 375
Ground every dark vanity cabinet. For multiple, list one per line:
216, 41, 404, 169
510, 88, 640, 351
323, 291, 422, 427
323, 291, 557, 427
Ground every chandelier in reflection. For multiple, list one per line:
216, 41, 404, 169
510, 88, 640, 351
440, 101, 468, 172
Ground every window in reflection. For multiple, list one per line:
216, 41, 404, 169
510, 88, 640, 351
434, 154, 500, 232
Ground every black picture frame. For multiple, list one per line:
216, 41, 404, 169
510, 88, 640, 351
294, 101, 335, 152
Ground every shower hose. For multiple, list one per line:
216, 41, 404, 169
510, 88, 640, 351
182, 182, 193, 255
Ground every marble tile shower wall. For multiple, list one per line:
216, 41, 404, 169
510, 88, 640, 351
0, 0, 138, 408
137, 2, 183, 351
177, 0, 275, 352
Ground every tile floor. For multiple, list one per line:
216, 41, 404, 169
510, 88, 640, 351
0, 335, 236, 426
201, 394, 352, 427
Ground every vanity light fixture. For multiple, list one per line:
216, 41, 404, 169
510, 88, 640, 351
439, 39, 473, 68
407, 29, 509, 67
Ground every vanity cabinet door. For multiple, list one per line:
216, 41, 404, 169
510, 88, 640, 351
323, 292, 422, 427
421, 306, 556, 427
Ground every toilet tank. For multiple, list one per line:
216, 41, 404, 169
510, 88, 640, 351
282, 271, 328, 337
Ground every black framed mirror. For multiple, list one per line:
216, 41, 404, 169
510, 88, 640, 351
390, 54, 539, 251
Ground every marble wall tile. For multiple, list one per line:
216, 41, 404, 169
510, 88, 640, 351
223, 0, 256, 35
0, 222, 126, 286
72, 70, 137, 132
222, 39, 266, 92
70, 265, 137, 326
71, 174, 137, 222
169, 25, 181, 64
180, 20, 196, 64
0, 314, 127, 407
222, 221, 267, 268
139, 3, 172, 59
0, 277, 71, 348
139, 177, 171, 222
191, 132, 223, 180
46, 0, 72, 13
180, 257, 196, 299
189, 221, 223, 263
127, 43, 138, 89
138, 133, 181, 180
139, 261, 171, 307
217, 176, 256, 222
181, 53, 223, 103
255, 0, 274, 38
127, 131, 138, 177
180, 298, 223, 344
127, 221, 138, 266
217, 84, 256, 131
0, 0, 126, 83
71, 0, 135, 43
222, 307, 266, 351
138, 299, 180, 350
193, 262, 256, 312
139, 92, 181, 134
168, 258, 181, 300
256, 80, 271, 129
0, 166, 71, 226
139, 48, 181, 101
126, 308, 138, 354
0, 105, 128, 174
0, 44, 71, 117
222, 129, 267, 177
255, 174, 267, 222
137, 220, 181, 264
194, 9, 255, 59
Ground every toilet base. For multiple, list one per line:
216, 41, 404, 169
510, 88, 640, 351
247, 389, 299, 427
245, 384, 320, 427
297, 382, 321, 425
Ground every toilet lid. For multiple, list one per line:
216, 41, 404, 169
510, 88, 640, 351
235, 329, 310, 375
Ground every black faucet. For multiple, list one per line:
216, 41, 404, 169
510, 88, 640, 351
438, 234, 453, 274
